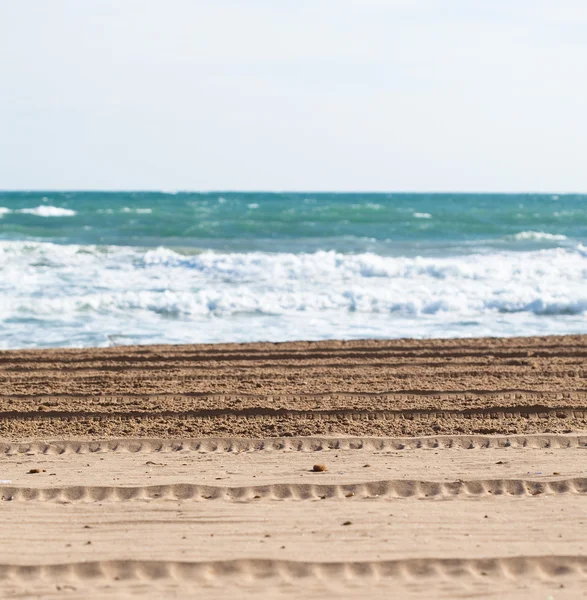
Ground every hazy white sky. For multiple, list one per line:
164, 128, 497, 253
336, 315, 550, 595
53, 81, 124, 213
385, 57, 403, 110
1, 0, 586, 191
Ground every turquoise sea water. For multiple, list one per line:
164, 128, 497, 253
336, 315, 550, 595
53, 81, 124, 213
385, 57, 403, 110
1, 192, 586, 348
1, 192, 586, 253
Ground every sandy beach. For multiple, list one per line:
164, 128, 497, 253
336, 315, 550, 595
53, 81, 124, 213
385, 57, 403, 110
2, 335, 587, 598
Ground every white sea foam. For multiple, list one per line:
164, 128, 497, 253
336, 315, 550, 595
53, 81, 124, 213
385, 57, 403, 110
2, 241, 587, 348
0, 207, 11, 217
510, 231, 567, 241
122, 207, 152, 214
352, 203, 382, 210
413, 212, 432, 219
18, 206, 76, 217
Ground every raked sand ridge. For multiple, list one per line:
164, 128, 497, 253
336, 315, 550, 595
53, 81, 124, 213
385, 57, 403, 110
1, 336, 587, 598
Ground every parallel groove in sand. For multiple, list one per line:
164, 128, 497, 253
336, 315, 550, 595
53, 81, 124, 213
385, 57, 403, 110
2, 336, 587, 437
2, 404, 586, 419
0, 556, 586, 582
2, 478, 587, 502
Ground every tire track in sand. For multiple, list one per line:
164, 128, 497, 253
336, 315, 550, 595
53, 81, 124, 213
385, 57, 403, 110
2, 477, 587, 502
3, 433, 586, 455
0, 556, 585, 583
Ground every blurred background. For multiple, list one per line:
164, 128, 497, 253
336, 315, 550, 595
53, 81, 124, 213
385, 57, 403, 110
1, 2, 586, 347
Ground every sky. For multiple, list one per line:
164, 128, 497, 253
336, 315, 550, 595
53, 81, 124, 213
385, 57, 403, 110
1, 0, 586, 192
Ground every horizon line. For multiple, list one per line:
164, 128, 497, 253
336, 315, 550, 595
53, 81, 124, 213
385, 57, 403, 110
0, 189, 584, 195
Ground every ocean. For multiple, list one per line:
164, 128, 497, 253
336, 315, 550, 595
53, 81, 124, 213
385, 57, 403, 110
0, 191, 586, 349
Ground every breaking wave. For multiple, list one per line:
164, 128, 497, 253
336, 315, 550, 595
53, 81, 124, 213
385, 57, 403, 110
510, 231, 568, 241
2, 241, 587, 347
16, 206, 76, 217
0, 242, 586, 316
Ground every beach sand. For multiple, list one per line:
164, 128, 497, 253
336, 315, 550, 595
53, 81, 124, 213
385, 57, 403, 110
1, 335, 587, 598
